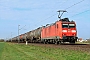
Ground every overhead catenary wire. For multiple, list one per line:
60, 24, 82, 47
33, 0, 69, 27
50, 0, 69, 13
34, 13, 57, 27
43, 0, 85, 21
65, 0, 85, 10
34, 0, 85, 27
34, 13, 58, 27
24, 0, 85, 33
69, 9, 90, 18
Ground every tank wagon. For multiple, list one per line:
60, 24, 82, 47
12, 18, 78, 44
12, 36, 18, 42
26, 27, 42, 43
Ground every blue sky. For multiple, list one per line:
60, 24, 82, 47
0, 0, 90, 39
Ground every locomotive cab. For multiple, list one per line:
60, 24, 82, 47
61, 18, 78, 43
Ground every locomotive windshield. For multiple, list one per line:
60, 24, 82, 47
69, 24, 75, 28
62, 23, 75, 28
62, 24, 68, 28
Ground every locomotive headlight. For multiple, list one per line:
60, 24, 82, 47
72, 30, 76, 32
62, 30, 67, 32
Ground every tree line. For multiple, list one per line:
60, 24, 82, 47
0, 39, 4, 42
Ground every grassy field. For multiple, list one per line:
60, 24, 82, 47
0, 42, 90, 60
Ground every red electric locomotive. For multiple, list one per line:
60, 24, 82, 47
41, 18, 78, 44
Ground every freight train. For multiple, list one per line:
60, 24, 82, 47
11, 18, 78, 44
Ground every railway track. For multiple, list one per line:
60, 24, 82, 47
16, 42, 90, 53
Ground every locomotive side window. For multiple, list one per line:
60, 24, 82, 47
62, 24, 68, 28
69, 24, 75, 28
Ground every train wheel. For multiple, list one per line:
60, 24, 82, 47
55, 41, 58, 45
58, 41, 61, 44
43, 40, 46, 44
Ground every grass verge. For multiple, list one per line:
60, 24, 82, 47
0, 43, 90, 60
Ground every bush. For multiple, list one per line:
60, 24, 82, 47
0, 39, 4, 42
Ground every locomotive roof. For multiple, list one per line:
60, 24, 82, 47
59, 18, 74, 22
44, 18, 75, 27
